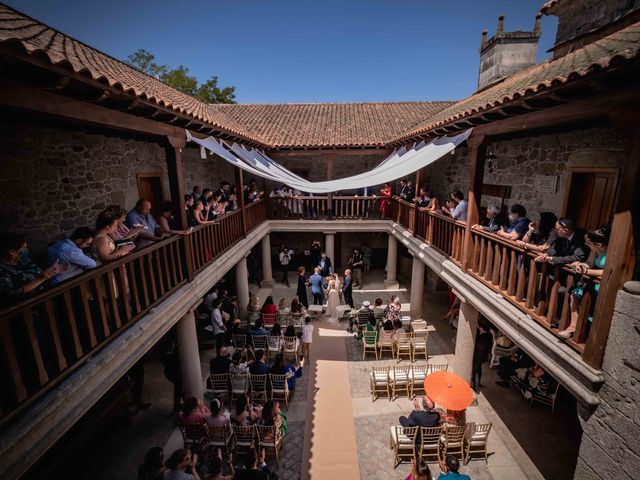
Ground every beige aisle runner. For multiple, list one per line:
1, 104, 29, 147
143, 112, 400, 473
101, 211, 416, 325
303, 317, 360, 479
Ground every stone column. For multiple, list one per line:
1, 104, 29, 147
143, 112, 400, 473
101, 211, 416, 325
260, 235, 274, 287
325, 232, 335, 269
236, 255, 250, 321
452, 300, 478, 383
176, 308, 203, 400
384, 234, 399, 288
409, 255, 425, 320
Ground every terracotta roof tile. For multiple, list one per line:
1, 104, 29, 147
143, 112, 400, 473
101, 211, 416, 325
391, 20, 640, 144
0, 3, 265, 144
208, 101, 455, 148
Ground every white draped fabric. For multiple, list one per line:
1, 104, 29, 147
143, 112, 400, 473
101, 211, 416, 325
185, 128, 472, 193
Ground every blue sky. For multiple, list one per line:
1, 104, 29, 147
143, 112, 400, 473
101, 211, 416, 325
7, 0, 557, 103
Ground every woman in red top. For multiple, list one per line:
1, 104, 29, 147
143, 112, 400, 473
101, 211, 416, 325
261, 296, 278, 315
379, 183, 393, 218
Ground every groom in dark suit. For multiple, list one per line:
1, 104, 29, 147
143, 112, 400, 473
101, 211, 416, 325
342, 269, 354, 308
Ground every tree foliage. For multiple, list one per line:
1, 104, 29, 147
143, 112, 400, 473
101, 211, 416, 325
126, 49, 236, 104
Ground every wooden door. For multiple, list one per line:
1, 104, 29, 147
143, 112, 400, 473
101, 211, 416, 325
563, 168, 619, 230
136, 173, 164, 218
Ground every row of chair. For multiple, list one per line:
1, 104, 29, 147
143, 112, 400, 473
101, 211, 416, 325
370, 363, 449, 401
260, 311, 305, 330
390, 423, 492, 468
180, 422, 283, 465
362, 330, 429, 362
209, 372, 290, 407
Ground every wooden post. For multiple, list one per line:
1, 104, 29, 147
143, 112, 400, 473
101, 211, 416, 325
327, 154, 334, 219
583, 122, 639, 368
235, 166, 247, 236
414, 168, 422, 230
165, 135, 194, 281
462, 135, 486, 270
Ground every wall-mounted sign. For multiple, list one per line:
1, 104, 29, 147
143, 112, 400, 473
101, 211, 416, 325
535, 175, 558, 194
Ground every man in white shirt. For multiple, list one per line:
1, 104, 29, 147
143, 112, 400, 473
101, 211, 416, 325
279, 247, 291, 286
301, 316, 314, 360
447, 190, 468, 222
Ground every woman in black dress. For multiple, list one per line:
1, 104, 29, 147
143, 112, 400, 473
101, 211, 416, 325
296, 266, 309, 308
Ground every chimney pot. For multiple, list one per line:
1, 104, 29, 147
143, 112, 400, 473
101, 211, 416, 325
497, 15, 505, 33
534, 12, 542, 36
480, 29, 488, 49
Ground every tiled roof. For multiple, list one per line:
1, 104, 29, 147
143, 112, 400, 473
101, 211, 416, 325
390, 19, 640, 144
0, 3, 265, 144
209, 102, 455, 148
540, 0, 561, 13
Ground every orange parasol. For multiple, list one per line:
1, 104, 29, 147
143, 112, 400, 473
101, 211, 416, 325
424, 371, 474, 411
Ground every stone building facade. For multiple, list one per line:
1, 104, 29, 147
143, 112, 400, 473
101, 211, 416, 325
421, 126, 628, 222
0, 115, 233, 256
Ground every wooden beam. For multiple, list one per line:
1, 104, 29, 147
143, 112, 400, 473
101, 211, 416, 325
0, 79, 184, 139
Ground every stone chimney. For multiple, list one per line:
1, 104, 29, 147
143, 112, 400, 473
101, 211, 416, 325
477, 14, 542, 91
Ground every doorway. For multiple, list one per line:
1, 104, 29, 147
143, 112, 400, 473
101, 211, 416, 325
136, 173, 165, 218
563, 168, 619, 231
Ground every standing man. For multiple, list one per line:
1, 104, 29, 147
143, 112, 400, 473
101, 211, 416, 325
343, 269, 354, 309
125, 199, 166, 249
279, 246, 291, 286
349, 248, 364, 289
361, 242, 372, 276
215, 181, 231, 203
309, 267, 325, 306
318, 252, 332, 277
310, 240, 322, 269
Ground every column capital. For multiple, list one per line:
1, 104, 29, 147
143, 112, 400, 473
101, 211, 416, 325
324, 231, 337, 236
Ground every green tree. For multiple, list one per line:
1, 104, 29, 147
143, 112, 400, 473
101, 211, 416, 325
125, 49, 236, 104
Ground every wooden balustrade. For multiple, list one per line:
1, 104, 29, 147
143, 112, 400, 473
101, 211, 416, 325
268, 196, 378, 219
392, 199, 416, 231
245, 199, 267, 233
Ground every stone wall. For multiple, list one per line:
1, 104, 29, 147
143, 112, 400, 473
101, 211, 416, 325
181, 145, 237, 195
574, 282, 640, 479
421, 126, 627, 222
0, 113, 171, 254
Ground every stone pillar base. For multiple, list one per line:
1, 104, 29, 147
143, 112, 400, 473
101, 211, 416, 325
384, 279, 400, 289
260, 279, 274, 288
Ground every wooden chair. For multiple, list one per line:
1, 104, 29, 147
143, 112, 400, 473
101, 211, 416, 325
262, 312, 276, 329
232, 333, 247, 349
531, 381, 560, 414
394, 331, 414, 363
412, 330, 428, 362
251, 334, 268, 352
427, 363, 449, 374
440, 425, 466, 460
362, 330, 379, 360
464, 422, 492, 464
357, 310, 372, 329
389, 425, 418, 468
267, 335, 283, 360
209, 373, 230, 403
256, 424, 283, 465
208, 424, 235, 458
290, 312, 305, 333
418, 426, 442, 462
490, 334, 518, 368
269, 373, 290, 407
232, 424, 257, 459
276, 312, 290, 326
370, 366, 390, 402
250, 374, 268, 404
409, 364, 428, 398
179, 423, 209, 450
389, 365, 411, 399
378, 329, 395, 359
283, 336, 299, 362
230, 373, 250, 403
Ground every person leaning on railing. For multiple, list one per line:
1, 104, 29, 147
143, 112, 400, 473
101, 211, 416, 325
47, 226, 97, 284
92, 211, 136, 264
534, 218, 590, 266
471, 205, 509, 233
442, 191, 467, 222
158, 201, 191, 236
0, 231, 64, 306
495, 204, 530, 241
514, 211, 558, 253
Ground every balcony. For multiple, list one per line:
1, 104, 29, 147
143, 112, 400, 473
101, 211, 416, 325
0, 196, 622, 427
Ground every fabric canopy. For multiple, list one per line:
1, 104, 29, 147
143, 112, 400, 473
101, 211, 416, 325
186, 128, 472, 193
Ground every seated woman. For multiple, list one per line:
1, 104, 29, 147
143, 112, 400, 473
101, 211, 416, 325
372, 297, 385, 323
290, 298, 307, 317
515, 211, 558, 253
559, 225, 610, 338
261, 296, 278, 316
104, 205, 144, 244
137, 446, 166, 480
284, 324, 300, 352
270, 353, 303, 392
92, 212, 136, 264
383, 295, 401, 325
231, 395, 262, 426
0, 232, 62, 306
512, 364, 557, 400
257, 400, 286, 467
277, 297, 289, 313
228, 349, 251, 375
205, 399, 230, 428
158, 201, 190, 236
177, 397, 211, 426
192, 200, 214, 226
163, 448, 200, 480
356, 316, 380, 342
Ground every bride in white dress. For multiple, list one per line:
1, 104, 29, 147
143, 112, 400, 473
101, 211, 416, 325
325, 277, 340, 321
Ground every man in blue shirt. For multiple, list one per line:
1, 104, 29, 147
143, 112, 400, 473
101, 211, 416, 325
47, 227, 97, 284
125, 199, 165, 249
438, 455, 471, 479
249, 349, 270, 375
497, 204, 530, 241
309, 267, 325, 306
251, 318, 269, 336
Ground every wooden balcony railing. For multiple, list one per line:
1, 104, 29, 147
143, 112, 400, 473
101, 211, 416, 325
0, 200, 267, 424
268, 196, 378, 219
245, 199, 267, 233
